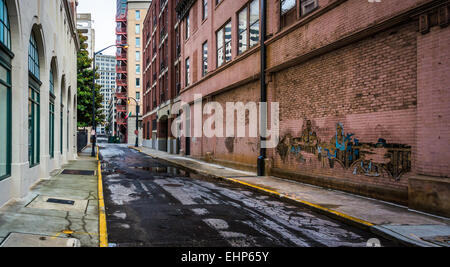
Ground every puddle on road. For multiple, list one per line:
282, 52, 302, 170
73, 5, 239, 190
132, 166, 192, 177
164, 184, 184, 188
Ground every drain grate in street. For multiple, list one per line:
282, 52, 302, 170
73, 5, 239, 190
46, 198, 75, 206
61, 169, 95, 176
27, 196, 88, 213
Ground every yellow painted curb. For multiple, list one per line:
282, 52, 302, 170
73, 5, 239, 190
130, 146, 142, 153
136, 148, 375, 228
97, 146, 108, 247
226, 178, 374, 227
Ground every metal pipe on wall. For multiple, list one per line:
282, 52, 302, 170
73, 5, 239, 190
257, 0, 267, 176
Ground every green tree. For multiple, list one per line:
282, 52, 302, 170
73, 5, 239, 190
77, 31, 104, 128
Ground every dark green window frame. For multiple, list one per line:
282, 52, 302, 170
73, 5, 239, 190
28, 78, 40, 167
49, 102, 55, 158
0, 0, 11, 50
49, 69, 55, 159
28, 32, 41, 167
49, 68, 54, 94
0, 0, 12, 181
67, 110, 69, 150
28, 33, 40, 79
0, 48, 12, 181
61, 104, 63, 155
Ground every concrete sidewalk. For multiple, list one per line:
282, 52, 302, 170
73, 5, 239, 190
133, 146, 450, 247
0, 150, 99, 247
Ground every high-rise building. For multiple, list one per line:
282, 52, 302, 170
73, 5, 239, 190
126, 1, 151, 145
95, 54, 117, 134
108, 95, 118, 137
115, 0, 151, 144
116, 0, 128, 143
76, 13, 95, 58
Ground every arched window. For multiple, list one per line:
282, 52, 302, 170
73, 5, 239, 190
28, 31, 41, 167
0, 0, 11, 49
0, 0, 11, 180
29, 33, 40, 78
49, 68, 55, 159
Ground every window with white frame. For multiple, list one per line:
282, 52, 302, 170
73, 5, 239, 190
216, 21, 232, 67
238, 0, 259, 55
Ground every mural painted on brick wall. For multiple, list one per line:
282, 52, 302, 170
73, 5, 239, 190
276, 120, 412, 180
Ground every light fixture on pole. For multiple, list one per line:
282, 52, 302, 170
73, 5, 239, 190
126, 97, 140, 148
91, 43, 128, 157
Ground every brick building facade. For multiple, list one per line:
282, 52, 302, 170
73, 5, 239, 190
144, 0, 450, 216
115, 0, 129, 143
142, 0, 182, 153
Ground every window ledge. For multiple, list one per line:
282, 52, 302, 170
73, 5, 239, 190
267, 0, 344, 47
29, 163, 40, 169
0, 174, 11, 182
215, 0, 224, 10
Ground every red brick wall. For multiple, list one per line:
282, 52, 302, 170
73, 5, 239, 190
266, 0, 430, 69
178, 0, 449, 202
416, 25, 450, 177
201, 81, 260, 167
181, 0, 261, 102
271, 20, 418, 189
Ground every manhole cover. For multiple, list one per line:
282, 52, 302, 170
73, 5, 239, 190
47, 198, 75, 205
61, 169, 95, 176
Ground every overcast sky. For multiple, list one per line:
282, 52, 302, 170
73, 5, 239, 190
77, 0, 116, 55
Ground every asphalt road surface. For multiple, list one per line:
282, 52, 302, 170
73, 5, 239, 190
100, 144, 397, 247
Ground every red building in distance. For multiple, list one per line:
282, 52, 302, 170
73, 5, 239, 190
142, 0, 182, 153
115, 0, 129, 143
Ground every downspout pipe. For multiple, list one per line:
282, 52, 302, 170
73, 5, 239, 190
257, 0, 267, 176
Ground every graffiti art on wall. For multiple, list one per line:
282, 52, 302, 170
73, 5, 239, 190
277, 120, 412, 180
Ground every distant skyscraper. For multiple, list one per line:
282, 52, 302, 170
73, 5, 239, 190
96, 54, 117, 134
108, 95, 118, 137
116, 0, 129, 143
76, 13, 95, 58
115, 0, 150, 144
125, 0, 150, 145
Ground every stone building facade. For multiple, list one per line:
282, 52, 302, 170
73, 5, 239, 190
76, 13, 95, 58
126, 0, 150, 145
175, 0, 450, 216
0, 0, 79, 208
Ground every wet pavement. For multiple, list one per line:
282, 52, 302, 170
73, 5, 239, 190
100, 144, 398, 247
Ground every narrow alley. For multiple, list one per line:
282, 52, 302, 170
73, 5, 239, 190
100, 145, 396, 247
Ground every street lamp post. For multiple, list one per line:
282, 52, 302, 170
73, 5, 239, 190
91, 44, 128, 157
125, 97, 140, 148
